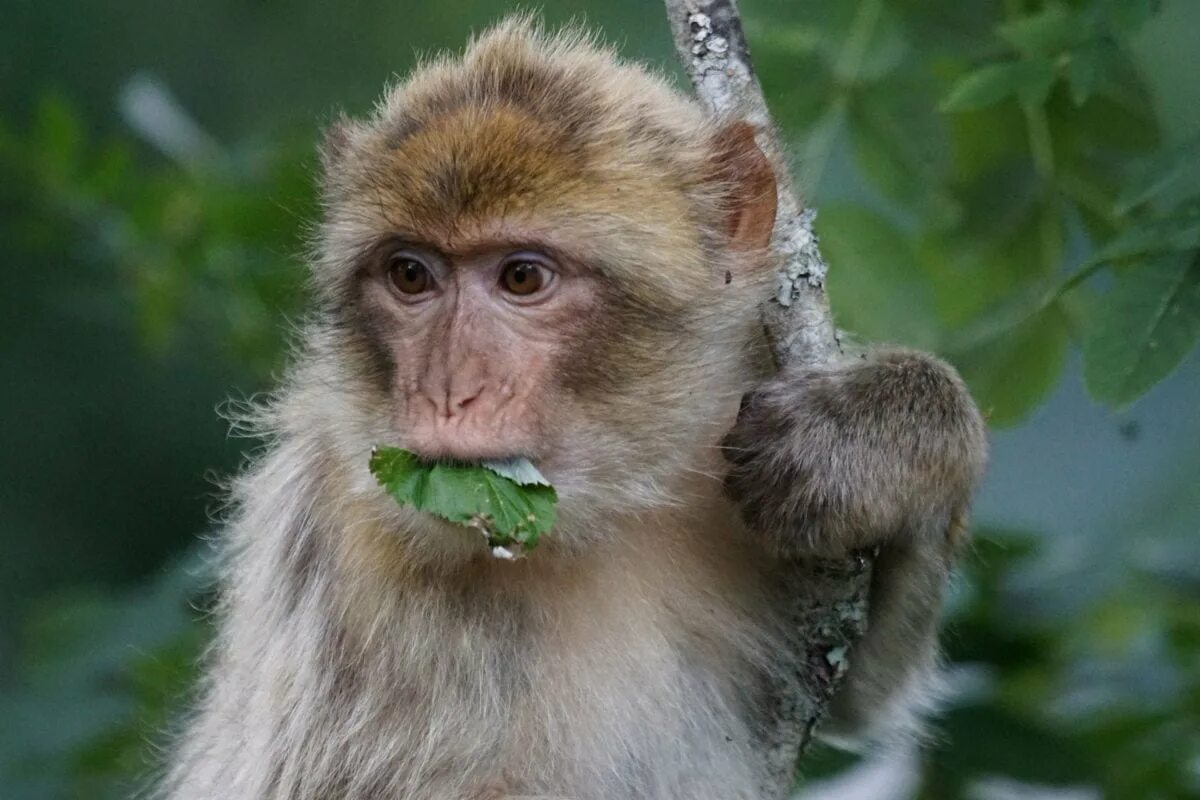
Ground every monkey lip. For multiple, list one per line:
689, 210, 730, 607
403, 443, 541, 468
402, 426, 543, 466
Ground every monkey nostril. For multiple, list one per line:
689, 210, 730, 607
452, 386, 484, 413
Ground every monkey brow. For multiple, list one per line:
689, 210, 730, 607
385, 225, 591, 271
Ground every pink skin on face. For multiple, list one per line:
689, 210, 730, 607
358, 242, 599, 463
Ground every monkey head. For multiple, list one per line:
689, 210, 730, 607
306, 19, 778, 556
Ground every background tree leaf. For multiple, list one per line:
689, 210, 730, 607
997, 3, 1090, 56
939, 59, 1057, 112
1114, 131, 1200, 214
849, 79, 958, 224
955, 304, 1070, 426
1098, 0, 1166, 32
818, 204, 942, 348
31, 94, 83, 179
1083, 252, 1200, 407
1066, 39, 1108, 106
1090, 197, 1200, 263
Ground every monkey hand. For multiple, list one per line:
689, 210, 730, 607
721, 348, 987, 560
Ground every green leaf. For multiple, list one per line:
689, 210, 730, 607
849, 85, 958, 224
831, 2, 909, 83
939, 59, 1057, 113
945, 102, 1028, 181
1083, 252, 1200, 407
479, 457, 551, 487
1053, 88, 1160, 156
33, 94, 84, 178
1090, 197, 1200, 263
369, 447, 558, 553
997, 4, 1089, 55
918, 188, 1063, 332
1098, 0, 1165, 32
744, 2, 907, 82
818, 205, 941, 348
934, 705, 1098, 786
1066, 40, 1106, 106
957, 303, 1069, 426
1114, 132, 1200, 215
798, 101, 849, 199
743, 34, 832, 137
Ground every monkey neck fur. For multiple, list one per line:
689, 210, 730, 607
204, 428, 787, 795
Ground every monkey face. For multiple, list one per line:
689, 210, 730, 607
353, 238, 601, 464
306, 28, 779, 550
325, 218, 773, 549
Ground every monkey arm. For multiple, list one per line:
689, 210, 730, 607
722, 348, 988, 742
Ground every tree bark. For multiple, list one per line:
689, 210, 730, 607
662, 0, 874, 790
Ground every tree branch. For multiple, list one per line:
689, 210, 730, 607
662, 0, 874, 789
664, 0, 840, 367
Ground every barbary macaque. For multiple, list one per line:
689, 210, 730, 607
161, 17, 986, 800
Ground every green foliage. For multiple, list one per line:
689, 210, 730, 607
820, 204, 941, 348
369, 448, 558, 552
0, 555, 210, 800
1114, 132, 1200, 214
748, 0, 1199, 421
0, 94, 312, 378
939, 60, 1058, 112
920, 528, 1200, 800
958, 304, 1071, 426
1083, 252, 1200, 406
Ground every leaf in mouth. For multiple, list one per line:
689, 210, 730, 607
368, 446, 558, 557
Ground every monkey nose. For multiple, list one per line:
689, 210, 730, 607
425, 377, 485, 420
419, 364, 487, 419
449, 384, 483, 414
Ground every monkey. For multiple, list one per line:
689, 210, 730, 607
159, 17, 986, 800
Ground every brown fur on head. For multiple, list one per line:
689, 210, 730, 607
301, 15, 778, 561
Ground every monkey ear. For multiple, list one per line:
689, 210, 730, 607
710, 121, 778, 254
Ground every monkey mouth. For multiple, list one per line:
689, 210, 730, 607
402, 444, 542, 470
401, 426, 544, 465
417, 453, 534, 469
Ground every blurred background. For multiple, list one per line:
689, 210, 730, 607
1, 1, 1197, 798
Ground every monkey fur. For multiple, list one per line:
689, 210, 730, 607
161, 18, 987, 800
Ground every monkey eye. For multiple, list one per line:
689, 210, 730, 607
387, 253, 434, 296
499, 255, 552, 297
